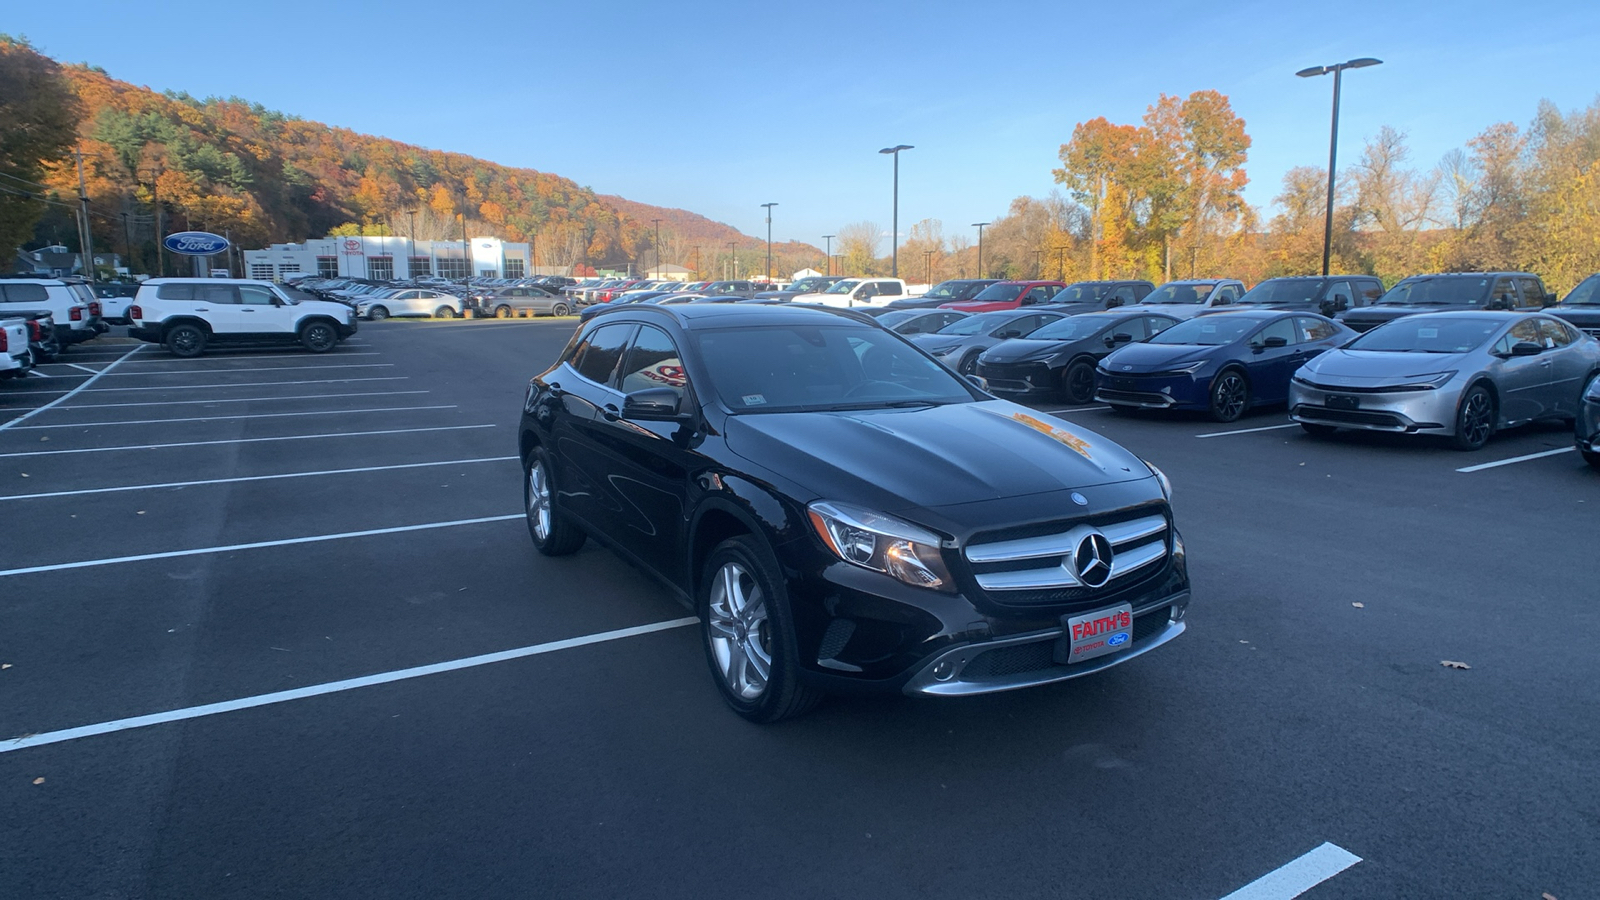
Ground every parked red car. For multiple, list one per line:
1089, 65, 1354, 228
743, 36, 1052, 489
940, 280, 1070, 313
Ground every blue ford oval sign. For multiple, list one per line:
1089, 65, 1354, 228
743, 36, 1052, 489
163, 231, 231, 256
1107, 633, 1129, 647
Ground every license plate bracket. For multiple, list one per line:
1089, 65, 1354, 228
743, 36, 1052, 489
1055, 603, 1134, 665
1327, 394, 1360, 410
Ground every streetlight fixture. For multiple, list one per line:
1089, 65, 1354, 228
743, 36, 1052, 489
1296, 57, 1382, 276
822, 235, 834, 275
972, 222, 990, 278
760, 202, 778, 280
878, 144, 913, 276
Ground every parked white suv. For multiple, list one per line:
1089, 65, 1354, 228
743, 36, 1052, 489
128, 278, 357, 357
0, 278, 100, 346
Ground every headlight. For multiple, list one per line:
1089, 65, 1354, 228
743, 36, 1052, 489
1291, 373, 1316, 387
807, 501, 954, 591
1390, 371, 1457, 391
1161, 361, 1208, 375
929, 345, 957, 357
1145, 460, 1172, 500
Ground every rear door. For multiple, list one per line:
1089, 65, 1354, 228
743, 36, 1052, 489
1537, 317, 1587, 415
551, 323, 637, 528
1493, 318, 1553, 422
190, 283, 246, 334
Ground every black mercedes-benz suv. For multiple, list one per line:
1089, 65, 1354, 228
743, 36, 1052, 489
519, 304, 1190, 722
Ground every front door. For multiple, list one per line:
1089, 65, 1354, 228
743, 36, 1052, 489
1242, 317, 1301, 403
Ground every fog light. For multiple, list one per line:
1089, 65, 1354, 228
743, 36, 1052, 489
932, 660, 955, 681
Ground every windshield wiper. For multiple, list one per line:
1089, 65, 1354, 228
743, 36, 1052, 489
817, 399, 941, 412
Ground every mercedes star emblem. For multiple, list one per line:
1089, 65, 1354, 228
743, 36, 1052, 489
1073, 531, 1114, 588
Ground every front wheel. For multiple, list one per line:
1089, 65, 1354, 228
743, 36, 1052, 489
1209, 369, 1249, 422
433, 305, 456, 319
369, 306, 390, 321
552, 303, 571, 317
1451, 385, 1495, 451
299, 321, 339, 353
524, 448, 586, 555
495, 305, 512, 318
957, 351, 980, 376
700, 535, 823, 723
164, 323, 207, 358
1060, 358, 1096, 404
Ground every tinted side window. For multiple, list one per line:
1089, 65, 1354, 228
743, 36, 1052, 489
1108, 287, 1136, 305
1297, 317, 1338, 342
1537, 318, 1574, 348
1516, 277, 1546, 307
1356, 280, 1383, 305
1145, 316, 1175, 337
200, 285, 240, 304
1490, 278, 1516, 307
1, 284, 50, 303
1326, 281, 1353, 309
1253, 317, 1300, 345
877, 281, 902, 296
1114, 318, 1149, 341
238, 285, 276, 306
619, 326, 688, 399
572, 324, 635, 386
157, 284, 196, 301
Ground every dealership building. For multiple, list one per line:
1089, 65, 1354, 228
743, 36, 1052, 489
242, 235, 540, 281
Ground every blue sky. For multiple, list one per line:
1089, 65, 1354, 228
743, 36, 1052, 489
9, 0, 1597, 246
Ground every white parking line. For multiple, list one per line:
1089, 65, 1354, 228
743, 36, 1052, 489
1196, 423, 1300, 439
0, 455, 519, 501
99, 363, 393, 377
119, 352, 381, 364
0, 424, 495, 459
0, 617, 698, 755
0, 512, 523, 578
1218, 842, 1362, 900
60, 390, 429, 411
1455, 446, 1575, 473
0, 345, 142, 433
84, 376, 409, 394
10, 404, 457, 430
65, 363, 101, 374
27, 370, 55, 378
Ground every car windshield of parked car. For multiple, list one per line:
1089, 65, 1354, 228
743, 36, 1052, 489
1237, 278, 1322, 304
280, 286, 315, 305
786, 278, 824, 293
823, 279, 860, 295
1143, 284, 1210, 304
936, 311, 1013, 335
1561, 275, 1600, 306
1029, 314, 1118, 341
696, 324, 975, 412
1346, 317, 1503, 353
919, 281, 968, 300
1148, 316, 1256, 345
1055, 283, 1107, 304
875, 310, 920, 328
1378, 276, 1491, 306
969, 283, 1025, 302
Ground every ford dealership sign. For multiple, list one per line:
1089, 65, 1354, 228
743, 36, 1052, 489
163, 231, 231, 256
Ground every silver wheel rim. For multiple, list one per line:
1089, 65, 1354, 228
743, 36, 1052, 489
1215, 374, 1246, 420
527, 460, 551, 541
372, 308, 388, 320
706, 562, 771, 700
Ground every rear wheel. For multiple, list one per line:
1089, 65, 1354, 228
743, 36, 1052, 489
1060, 358, 1096, 404
1450, 385, 1495, 451
299, 321, 339, 353
164, 323, 206, 358
433, 305, 456, 318
552, 303, 571, 317
700, 535, 823, 723
495, 305, 512, 318
1300, 422, 1338, 438
1209, 369, 1249, 422
369, 306, 390, 321
524, 448, 586, 555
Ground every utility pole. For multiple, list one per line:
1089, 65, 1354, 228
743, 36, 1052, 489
760, 203, 777, 280
121, 212, 131, 276
692, 245, 700, 279
972, 222, 990, 279
1056, 247, 1066, 281
924, 249, 934, 286
652, 218, 663, 279
147, 166, 165, 277
408, 210, 417, 277
531, 233, 538, 276
878, 145, 912, 276
1296, 57, 1382, 276
74, 147, 96, 282
1032, 249, 1045, 279
726, 241, 736, 280
459, 213, 469, 282
822, 235, 834, 275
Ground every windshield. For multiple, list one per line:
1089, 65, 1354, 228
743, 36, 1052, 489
920, 280, 974, 300
1237, 278, 1323, 304
696, 324, 974, 413
1346, 317, 1502, 353
936, 311, 1013, 335
1055, 283, 1108, 304
969, 283, 1025, 302
1029, 315, 1118, 341
875, 310, 919, 328
786, 278, 824, 293
1562, 274, 1600, 306
823, 279, 860, 295
1378, 276, 1491, 306
1143, 283, 1212, 304
1149, 316, 1257, 346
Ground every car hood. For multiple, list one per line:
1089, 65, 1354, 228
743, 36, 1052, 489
1552, 306, 1600, 324
981, 338, 1073, 363
300, 300, 354, 315
1123, 303, 1206, 320
724, 400, 1151, 511
1101, 342, 1219, 372
1300, 349, 1471, 384
908, 333, 968, 352
1342, 304, 1451, 322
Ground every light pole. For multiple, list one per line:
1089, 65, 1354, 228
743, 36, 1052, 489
878, 144, 913, 276
726, 241, 737, 280
1032, 249, 1045, 278
972, 222, 990, 278
407, 210, 417, 277
924, 249, 934, 286
760, 202, 777, 280
1296, 57, 1382, 276
822, 235, 834, 275
651, 218, 662, 279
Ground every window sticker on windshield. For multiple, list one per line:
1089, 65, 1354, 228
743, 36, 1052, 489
1200, 325, 1217, 333
742, 394, 767, 406
1417, 328, 1439, 338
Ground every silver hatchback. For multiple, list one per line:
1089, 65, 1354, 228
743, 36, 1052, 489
1289, 311, 1600, 450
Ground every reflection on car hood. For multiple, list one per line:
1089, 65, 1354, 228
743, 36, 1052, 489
725, 400, 1149, 509
981, 338, 1072, 363
1100, 342, 1217, 371
908, 334, 965, 351
1301, 349, 1471, 383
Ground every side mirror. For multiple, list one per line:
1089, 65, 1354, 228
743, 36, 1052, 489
622, 387, 685, 420
1111, 332, 1134, 344
1509, 341, 1544, 357
996, 329, 1022, 339
1106, 297, 1124, 308
965, 374, 990, 392
1263, 335, 1289, 348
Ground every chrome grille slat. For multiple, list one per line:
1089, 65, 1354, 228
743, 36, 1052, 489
965, 515, 1165, 564
1107, 540, 1165, 578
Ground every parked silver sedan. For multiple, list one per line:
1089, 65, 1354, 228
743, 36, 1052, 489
1289, 311, 1600, 450
1579, 372, 1600, 469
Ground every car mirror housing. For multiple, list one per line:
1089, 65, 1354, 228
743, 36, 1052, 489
1509, 341, 1544, 357
1111, 332, 1134, 344
965, 374, 990, 392
622, 387, 685, 421
1262, 335, 1289, 348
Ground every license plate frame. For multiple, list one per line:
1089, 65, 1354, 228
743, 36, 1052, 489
1055, 603, 1134, 665
1327, 394, 1361, 410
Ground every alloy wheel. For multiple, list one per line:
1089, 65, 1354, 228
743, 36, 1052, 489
706, 562, 772, 700
1460, 390, 1493, 447
526, 459, 551, 542
1213, 372, 1247, 421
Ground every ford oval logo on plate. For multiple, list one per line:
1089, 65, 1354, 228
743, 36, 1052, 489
1070, 492, 1089, 506
163, 231, 231, 256
1107, 633, 1129, 647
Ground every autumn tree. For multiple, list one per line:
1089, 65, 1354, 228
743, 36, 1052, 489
0, 36, 84, 253
836, 221, 882, 276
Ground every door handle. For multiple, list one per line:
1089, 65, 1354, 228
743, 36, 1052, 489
195, 307, 209, 312
603, 403, 621, 421
241, 308, 256, 313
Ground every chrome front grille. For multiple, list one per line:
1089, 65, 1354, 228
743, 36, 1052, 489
964, 514, 1168, 592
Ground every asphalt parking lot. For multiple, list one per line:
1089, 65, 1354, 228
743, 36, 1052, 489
1, 319, 1594, 899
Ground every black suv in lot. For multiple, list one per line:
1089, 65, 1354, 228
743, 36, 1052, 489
1338, 272, 1553, 332
519, 304, 1190, 721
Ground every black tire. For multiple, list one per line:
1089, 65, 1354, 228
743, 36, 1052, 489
524, 448, 586, 556
1208, 368, 1249, 423
495, 305, 512, 318
299, 321, 339, 353
699, 535, 823, 723
552, 303, 571, 317
957, 351, 980, 376
164, 323, 206, 358
1060, 357, 1096, 404
369, 306, 390, 321
1450, 384, 1495, 451
433, 305, 456, 318
1300, 422, 1338, 438
1582, 448, 1600, 470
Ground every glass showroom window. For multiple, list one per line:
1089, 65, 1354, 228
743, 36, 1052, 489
367, 256, 395, 280
503, 258, 525, 278
317, 256, 338, 278
436, 257, 468, 279
408, 256, 431, 277
249, 263, 275, 280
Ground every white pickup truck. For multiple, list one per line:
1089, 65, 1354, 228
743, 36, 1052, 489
791, 277, 929, 308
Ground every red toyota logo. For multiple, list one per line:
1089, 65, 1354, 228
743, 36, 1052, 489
343, 239, 361, 252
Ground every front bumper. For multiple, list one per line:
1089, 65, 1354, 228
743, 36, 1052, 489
1289, 382, 1453, 434
977, 360, 1059, 398
337, 321, 358, 338
1095, 370, 1207, 409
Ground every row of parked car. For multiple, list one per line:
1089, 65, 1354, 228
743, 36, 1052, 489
0, 276, 116, 380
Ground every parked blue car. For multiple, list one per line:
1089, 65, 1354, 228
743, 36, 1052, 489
1095, 309, 1356, 422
